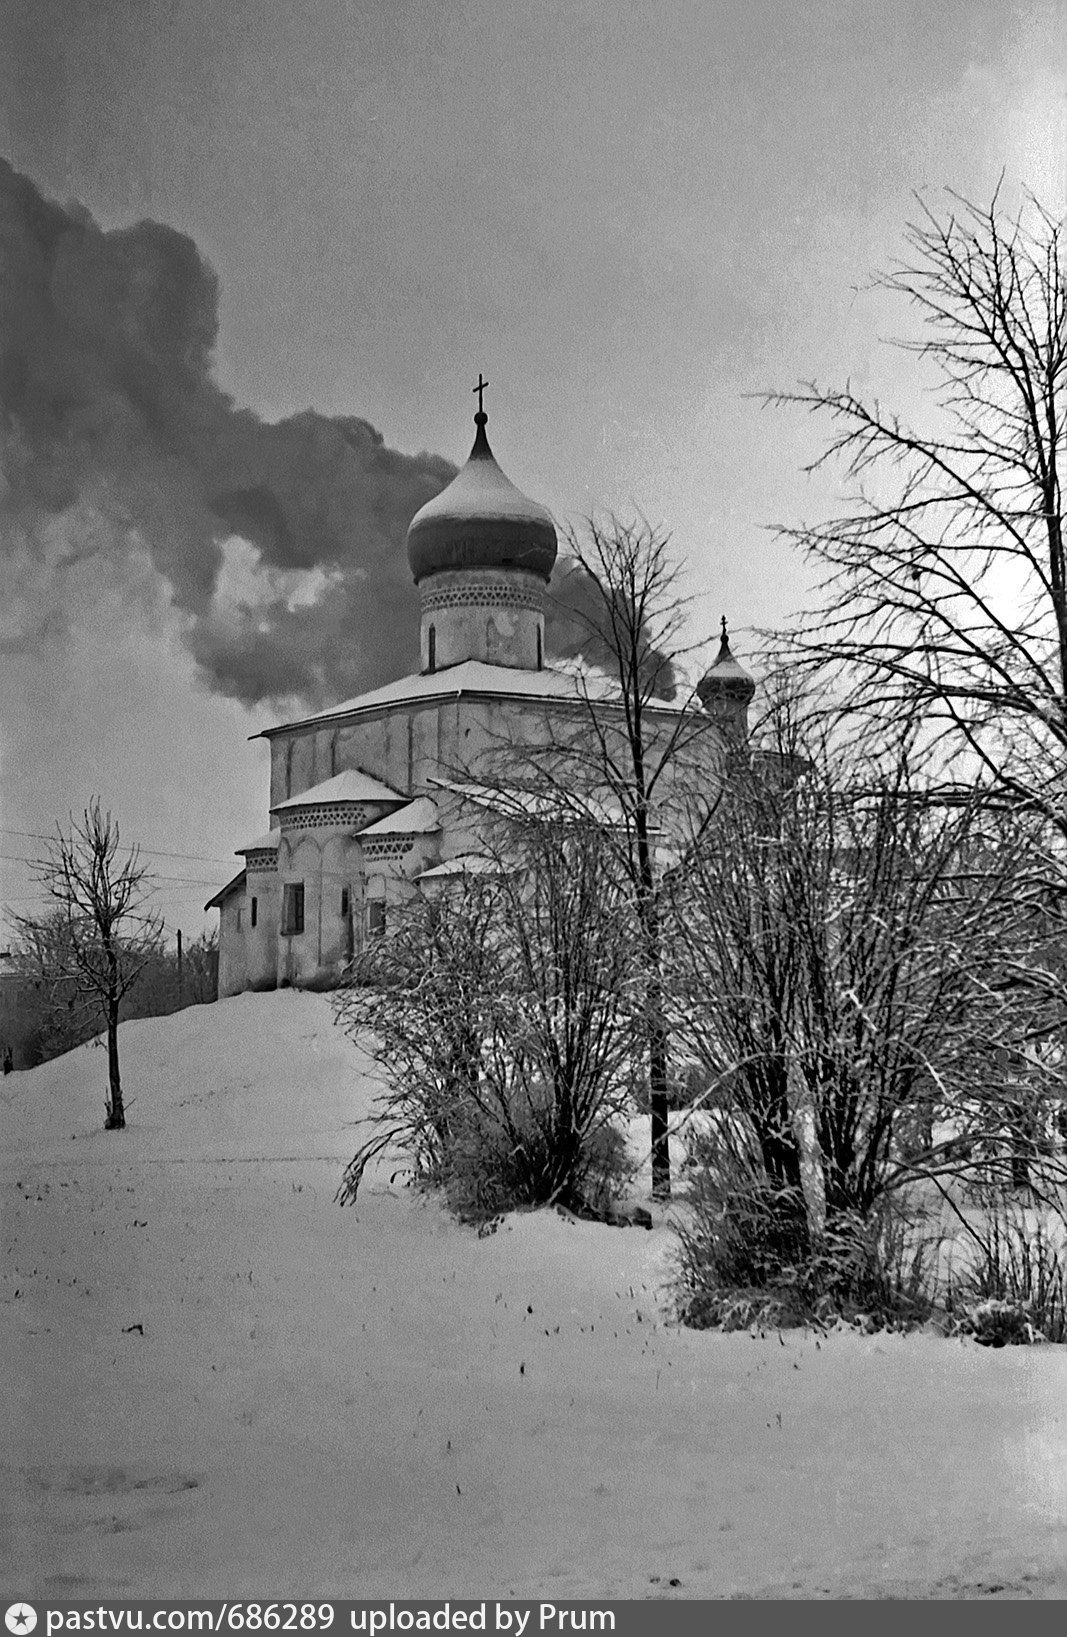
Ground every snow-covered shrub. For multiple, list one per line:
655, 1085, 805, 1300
332, 819, 641, 1220
441, 1093, 631, 1223
951, 1299, 1044, 1347
947, 1202, 1066, 1343
674, 1129, 941, 1332
674, 1161, 810, 1295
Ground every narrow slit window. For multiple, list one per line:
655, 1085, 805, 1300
536, 624, 543, 670
340, 887, 350, 917
250, 896, 258, 929
427, 624, 436, 672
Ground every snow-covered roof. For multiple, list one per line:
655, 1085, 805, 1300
357, 797, 439, 838
235, 829, 281, 855
416, 853, 501, 880
429, 777, 655, 832
260, 659, 672, 739
271, 769, 406, 812
204, 869, 246, 910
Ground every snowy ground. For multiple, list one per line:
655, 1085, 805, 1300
3, 992, 1066, 1600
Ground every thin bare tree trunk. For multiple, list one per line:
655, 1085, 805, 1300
105, 1004, 125, 1129
788, 1053, 826, 1246
648, 980, 671, 1201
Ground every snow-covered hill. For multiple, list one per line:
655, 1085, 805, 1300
3, 992, 1066, 1599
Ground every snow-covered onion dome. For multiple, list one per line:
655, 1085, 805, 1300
697, 619, 755, 729
406, 396, 557, 673
407, 409, 557, 584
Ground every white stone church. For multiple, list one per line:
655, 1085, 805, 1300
208, 398, 753, 997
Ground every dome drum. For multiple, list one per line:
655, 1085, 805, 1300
419, 567, 546, 673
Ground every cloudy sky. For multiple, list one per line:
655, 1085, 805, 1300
0, 0, 1063, 938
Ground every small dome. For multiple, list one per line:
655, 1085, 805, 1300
697, 620, 755, 708
407, 411, 557, 585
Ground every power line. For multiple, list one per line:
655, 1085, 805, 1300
0, 827, 232, 866
0, 852, 224, 888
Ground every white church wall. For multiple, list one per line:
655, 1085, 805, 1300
243, 687, 737, 997
243, 865, 278, 990
216, 889, 248, 998
411, 708, 441, 788
269, 729, 318, 808
341, 716, 391, 790
277, 833, 321, 986
291, 733, 318, 800
385, 710, 413, 792
268, 740, 286, 811
318, 833, 361, 969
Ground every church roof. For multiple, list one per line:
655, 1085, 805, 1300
431, 777, 660, 833
235, 829, 281, 855
417, 853, 502, 880
204, 869, 246, 910
261, 659, 670, 738
271, 769, 406, 812
406, 409, 557, 585
358, 797, 440, 837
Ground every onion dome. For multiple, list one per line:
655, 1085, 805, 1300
697, 618, 756, 709
407, 405, 557, 585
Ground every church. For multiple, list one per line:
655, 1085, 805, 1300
207, 392, 754, 997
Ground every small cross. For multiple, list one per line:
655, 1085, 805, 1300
721, 615, 729, 641
473, 372, 489, 415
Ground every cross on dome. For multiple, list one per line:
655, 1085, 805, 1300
473, 372, 490, 418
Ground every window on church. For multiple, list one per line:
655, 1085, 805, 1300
340, 887, 350, 918
536, 624, 543, 670
427, 623, 436, 672
281, 882, 305, 936
367, 898, 387, 940
250, 896, 258, 929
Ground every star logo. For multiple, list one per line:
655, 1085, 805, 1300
5, 1608, 37, 1635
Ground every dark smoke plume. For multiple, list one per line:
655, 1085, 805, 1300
0, 161, 664, 713
0, 159, 456, 709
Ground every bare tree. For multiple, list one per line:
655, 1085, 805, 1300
767, 186, 1067, 852
523, 518, 728, 1199
333, 810, 640, 1217
14, 802, 163, 1127
670, 699, 1064, 1257
10, 910, 93, 1061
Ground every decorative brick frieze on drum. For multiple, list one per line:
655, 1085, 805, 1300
279, 803, 373, 832
421, 580, 543, 614
245, 851, 279, 872
361, 837, 415, 861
